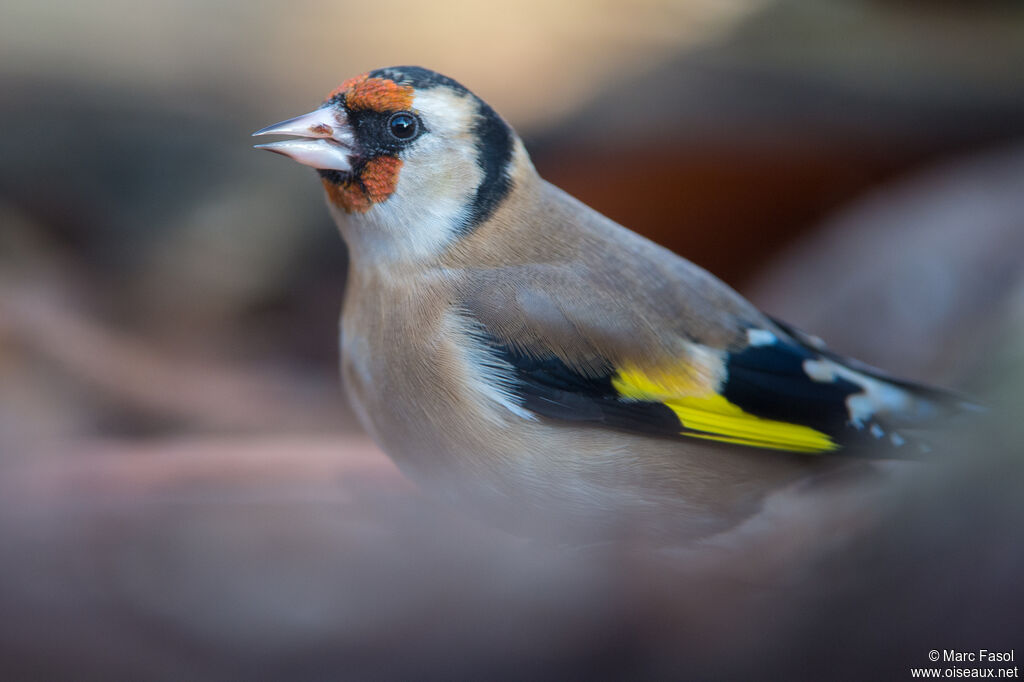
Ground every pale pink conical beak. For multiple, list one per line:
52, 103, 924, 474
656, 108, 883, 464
252, 107, 355, 172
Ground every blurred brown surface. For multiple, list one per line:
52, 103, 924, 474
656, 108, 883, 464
534, 0, 1024, 285
749, 143, 1024, 385
1, 421, 1021, 680
538, 141, 906, 285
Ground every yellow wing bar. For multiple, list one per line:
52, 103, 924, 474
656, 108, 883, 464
612, 366, 838, 454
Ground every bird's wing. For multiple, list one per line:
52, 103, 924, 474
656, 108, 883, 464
455, 264, 968, 457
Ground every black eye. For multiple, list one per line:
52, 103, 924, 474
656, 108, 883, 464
387, 112, 419, 141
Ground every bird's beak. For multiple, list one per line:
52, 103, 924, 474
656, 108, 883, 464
252, 107, 356, 172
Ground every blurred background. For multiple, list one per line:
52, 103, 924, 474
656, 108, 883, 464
1, 0, 1022, 679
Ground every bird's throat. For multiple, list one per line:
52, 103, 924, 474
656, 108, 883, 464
322, 156, 403, 213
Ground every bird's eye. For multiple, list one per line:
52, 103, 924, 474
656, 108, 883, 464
387, 112, 419, 141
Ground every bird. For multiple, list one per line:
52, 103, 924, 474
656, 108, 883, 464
253, 66, 970, 540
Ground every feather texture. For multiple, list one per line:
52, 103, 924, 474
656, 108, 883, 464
446, 178, 965, 458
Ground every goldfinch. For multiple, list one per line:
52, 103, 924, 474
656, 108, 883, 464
254, 66, 968, 538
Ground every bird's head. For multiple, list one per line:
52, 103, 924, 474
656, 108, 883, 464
254, 66, 533, 261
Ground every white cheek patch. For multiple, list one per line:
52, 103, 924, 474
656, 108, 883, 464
802, 358, 913, 428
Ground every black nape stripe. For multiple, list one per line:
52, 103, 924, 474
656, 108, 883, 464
463, 101, 514, 233
369, 66, 516, 234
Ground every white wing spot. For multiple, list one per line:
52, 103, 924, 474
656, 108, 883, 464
870, 423, 885, 439
452, 312, 538, 424
804, 358, 914, 428
803, 359, 836, 383
746, 329, 778, 347
891, 433, 905, 447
